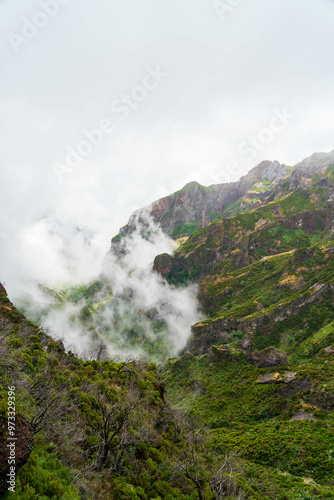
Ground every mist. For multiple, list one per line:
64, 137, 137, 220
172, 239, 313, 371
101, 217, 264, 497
16, 212, 203, 361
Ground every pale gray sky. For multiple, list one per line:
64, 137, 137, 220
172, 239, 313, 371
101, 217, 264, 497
1, 0, 334, 295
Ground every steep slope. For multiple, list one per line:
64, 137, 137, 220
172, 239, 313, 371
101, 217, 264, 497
111, 149, 334, 243
2, 282, 334, 499
154, 187, 334, 284
188, 245, 334, 356
163, 343, 334, 498
1, 284, 240, 500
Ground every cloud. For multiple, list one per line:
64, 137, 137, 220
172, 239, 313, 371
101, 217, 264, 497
99, 213, 203, 359
0, 0, 333, 319
17, 214, 203, 360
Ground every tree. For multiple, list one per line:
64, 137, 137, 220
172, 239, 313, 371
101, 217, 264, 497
80, 383, 142, 472
172, 413, 244, 499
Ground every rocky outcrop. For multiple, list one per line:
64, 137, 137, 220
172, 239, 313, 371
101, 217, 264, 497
291, 410, 316, 422
157, 202, 334, 286
256, 371, 297, 384
306, 389, 334, 411
324, 346, 334, 357
153, 253, 173, 277
110, 150, 334, 247
0, 413, 34, 497
111, 160, 290, 242
208, 345, 242, 363
187, 280, 334, 356
244, 347, 288, 368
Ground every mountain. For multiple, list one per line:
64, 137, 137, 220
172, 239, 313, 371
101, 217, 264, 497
151, 151, 334, 359
112, 149, 334, 242
1, 149, 334, 499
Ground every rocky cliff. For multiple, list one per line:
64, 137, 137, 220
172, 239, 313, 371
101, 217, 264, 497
111, 149, 334, 244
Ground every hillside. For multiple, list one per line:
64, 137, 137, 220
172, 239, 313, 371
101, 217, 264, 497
1, 284, 239, 500
1, 280, 334, 499
1, 150, 334, 499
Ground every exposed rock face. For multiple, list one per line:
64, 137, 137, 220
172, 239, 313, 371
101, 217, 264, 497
208, 345, 241, 363
324, 346, 334, 357
256, 372, 286, 384
187, 281, 334, 356
148, 161, 287, 237
256, 371, 297, 385
291, 411, 316, 422
307, 389, 334, 410
112, 160, 290, 242
240, 335, 254, 352
155, 204, 334, 285
244, 347, 288, 368
153, 253, 173, 277
0, 414, 34, 497
110, 150, 334, 245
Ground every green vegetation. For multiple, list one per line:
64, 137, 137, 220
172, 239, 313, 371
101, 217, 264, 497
0, 299, 251, 499
171, 222, 199, 238
163, 352, 334, 498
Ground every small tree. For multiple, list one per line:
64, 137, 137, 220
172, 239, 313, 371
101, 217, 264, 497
172, 413, 244, 499
80, 383, 141, 472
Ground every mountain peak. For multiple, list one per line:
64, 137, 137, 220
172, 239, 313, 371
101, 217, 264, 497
111, 149, 334, 242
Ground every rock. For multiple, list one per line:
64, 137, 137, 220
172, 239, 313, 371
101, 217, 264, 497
153, 253, 173, 277
245, 347, 288, 368
187, 324, 239, 356
256, 372, 284, 384
324, 346, 334, 357
291, 410, 316, 422
0, 413, 34, 497
240, 334, 254, 352
306, 389, 334, 410
256, 371, 297, 385
112, 161, 287, 241
209, 346, 240, 363
284, 371, 298, 383
257, 348, 288, 367
283, 378, 312, 397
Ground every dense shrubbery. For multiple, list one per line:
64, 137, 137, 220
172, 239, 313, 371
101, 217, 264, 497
0, 305, 247, 500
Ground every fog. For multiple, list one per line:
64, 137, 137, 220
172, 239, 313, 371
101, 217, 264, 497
0, 0, 334, 357
17, 213, 203, 360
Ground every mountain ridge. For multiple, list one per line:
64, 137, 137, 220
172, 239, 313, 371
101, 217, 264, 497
110, 149, 334, 245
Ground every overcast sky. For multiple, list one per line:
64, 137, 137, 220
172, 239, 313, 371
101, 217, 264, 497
1, 0, 334, 295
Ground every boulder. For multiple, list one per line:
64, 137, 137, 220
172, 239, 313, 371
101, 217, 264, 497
324, 346, 334, 357
209, 346, 240, 363
153, 253, 173, 277
256, 371, 297, 385
252, 347, 288, 368
256, 372, 284, 384
239, 334, 254, 352
291, 410, 316, 422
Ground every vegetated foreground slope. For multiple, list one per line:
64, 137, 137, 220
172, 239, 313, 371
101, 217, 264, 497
1, 284, 247, 500
1, 281, 334, 499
